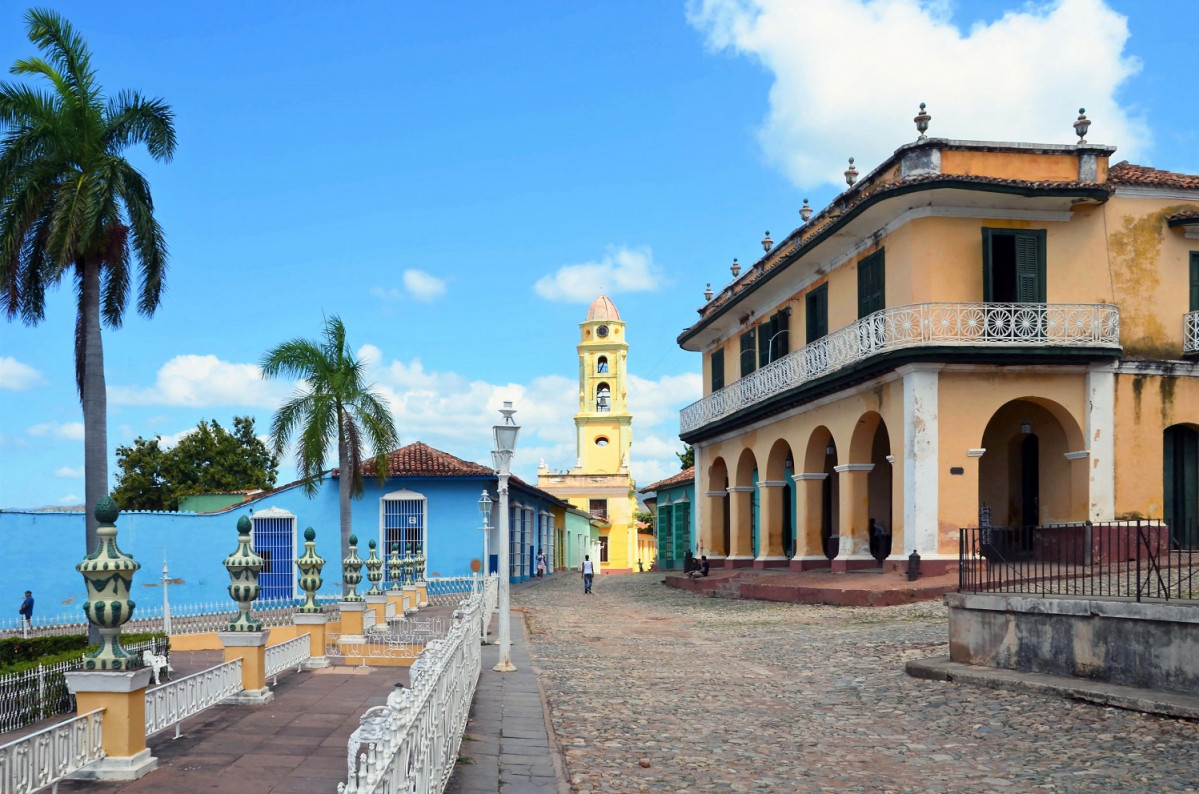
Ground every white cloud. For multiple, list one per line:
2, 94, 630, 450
54, 466, 84, 478
110, 355, 289, 408
534, 246, 665, 303
627, 373, 703, 430
27, 421, 85, 440
403, 269, 447, 302
58, 493, 83, 505
687, 0, 1147, 188
0, 357, 45, 391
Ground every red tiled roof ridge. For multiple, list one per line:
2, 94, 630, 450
1109, 161, 1199, 190
641, 466, 695, 493
352, 441, 494, 478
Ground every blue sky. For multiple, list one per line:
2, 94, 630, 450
2, 0, 1196, 509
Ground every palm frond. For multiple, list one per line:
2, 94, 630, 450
22, 9, 96, 107
103, 90, 176, 163
260, 338, 326, 380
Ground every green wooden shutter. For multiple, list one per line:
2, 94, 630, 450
1190, 252, 1199, 312
857, 250, 885, 317
740, 330, 756, 376
1014, 233, 1043, 303
758, 320, 771, 367
982, 228, 995, 302
675, 502, 691, 560
770, 310, 790, 361
710, 350, 724, 392
806, 286, 828, 342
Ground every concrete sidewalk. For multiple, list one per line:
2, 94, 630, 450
447, 608, 569, 794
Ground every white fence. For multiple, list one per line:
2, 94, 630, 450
0, 708, 104, 794
680, 301, 1121, 433
264, 636, 311, 683
144, 659, 243, 740
1185, 310, 1199, 354
338, 591, 483, 793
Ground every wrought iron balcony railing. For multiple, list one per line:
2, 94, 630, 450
1184, 311, 1199, 354
680, 302, 1120, 435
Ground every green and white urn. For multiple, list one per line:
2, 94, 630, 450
387, 543, 402, 591
342, 534, 364, 602
364, 540, 384, 596
222, 515, 265, 631
76, 496, 140, 670
295, 527, 325, 613
414, 551, 426, 583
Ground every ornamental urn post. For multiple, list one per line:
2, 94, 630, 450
76, 496, 141, 670
295, 527, 325, 613
414, 550, 426, 583
387, 543, 402, 590
364, 540, 384, 596
402, 551, 414, 586
222, 515, 265, 631
342, 534, 365, 602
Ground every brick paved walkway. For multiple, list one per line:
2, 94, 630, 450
519, 572, 1199, 793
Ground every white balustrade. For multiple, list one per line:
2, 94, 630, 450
265, 636, 311, 683
680, 302, 1121, 434
338, 591, 484, 794
144, 659, 243, 739
1184, 311, 1199, 354
0, 708, 104, 794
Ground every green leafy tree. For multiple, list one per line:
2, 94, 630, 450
677, 445, 694, 469
112, 417, 279, 511
261, 316, 400, 580
635, 509, 655, 534
0, 9, 176, 557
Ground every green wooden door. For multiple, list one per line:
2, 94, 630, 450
1164, 425, 1199, 549
857, 250, 886, 317
1190, 252, 1199, 312
806, 285, 828, 342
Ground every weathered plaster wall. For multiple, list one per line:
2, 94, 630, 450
1112, 366, 1199, 518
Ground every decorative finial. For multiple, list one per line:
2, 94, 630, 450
223, 514, 265, 631
730, 258, 741, 278
295, 527, 326, 613
844, 157, 858, 186
914, 102, 931, 140
761, 231, 773, 253
704, 283, 713, 302
76, 496, 140, 669
1074, 107, 1090, 144
799, 199, 812, 223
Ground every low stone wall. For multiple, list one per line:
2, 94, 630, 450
946, 593, 1199, 695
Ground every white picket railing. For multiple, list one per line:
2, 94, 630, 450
680, 301, 1121, 434
144, 659, 243, 739
0, 708, 104, 794
338, 590, 483, 794
1184, 310, 1199, 354
264, 636, 311, 683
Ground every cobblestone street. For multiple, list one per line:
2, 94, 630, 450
517, 573, 1199, 794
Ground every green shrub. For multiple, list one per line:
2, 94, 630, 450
0, 632, 168, 676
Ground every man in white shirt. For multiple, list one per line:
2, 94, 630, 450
581, 555, 595, 594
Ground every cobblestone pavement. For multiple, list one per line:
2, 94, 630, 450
517, 573, 1199, 794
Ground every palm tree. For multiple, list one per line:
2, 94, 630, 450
0, 9, 176, 560
261, 315, 400, 581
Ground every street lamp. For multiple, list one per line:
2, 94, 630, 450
477, 489, 493, 644
491, 401, 520, 672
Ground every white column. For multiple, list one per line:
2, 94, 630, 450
1087, 365, 1116, 521
901, 365, 941, 557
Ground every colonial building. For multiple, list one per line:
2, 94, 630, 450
538, 295, 652, 572
677, 109, 1199, 574
641, 466, 695, 570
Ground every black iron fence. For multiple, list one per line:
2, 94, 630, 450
958, 520, 1198, 602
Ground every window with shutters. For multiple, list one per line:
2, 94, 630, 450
710, 349, 725, 392
1190, 252, 1199, 312
983, 229, 1046, 303
381, 491, 427, 585
251, 509, 297, 601
806, 285, 828, 343
759, 308, 791, 367
589, 498, 608, 520
857, 250, 886, 318
739, 329, 757, 377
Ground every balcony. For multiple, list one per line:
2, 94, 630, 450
1185, 311, 1199, 355
680, 302, 1121, 436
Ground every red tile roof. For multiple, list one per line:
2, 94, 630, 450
640, 466, 695, 493
345, 441, 494, 478
1109, 161, 1199, 190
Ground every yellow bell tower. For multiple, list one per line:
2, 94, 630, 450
538, 295, 651, 573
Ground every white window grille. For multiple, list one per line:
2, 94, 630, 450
381, 490, 427, 585
251, 507, 297, 600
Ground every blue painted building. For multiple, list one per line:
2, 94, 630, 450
0, 441, 565, 613
640, 466, 695, 570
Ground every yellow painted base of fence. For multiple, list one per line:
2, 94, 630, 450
169, 621, 342, 651
338, 645, 423, 667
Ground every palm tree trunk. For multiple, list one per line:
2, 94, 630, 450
339, 431, 352, 595
80, 255, 107, 645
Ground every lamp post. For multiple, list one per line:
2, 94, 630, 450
491, 401, 520, 672
478, 490, 493, 576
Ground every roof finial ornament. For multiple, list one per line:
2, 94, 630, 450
799, 199, 812, 223
761, 231, 773, 253
914, 102, 931, 140
730, 258, 741, 278
703, 282, 713, 302
844, 157, 858, 186
1073, 107, 1091, 144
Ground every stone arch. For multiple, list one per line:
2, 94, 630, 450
705, 456, 730, 557
847, 411, 893, 563
759, 439, 796, 564
795, 426, 839, 565
729, 448, 758, 563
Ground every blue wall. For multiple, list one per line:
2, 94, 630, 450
0, 472, 560, 614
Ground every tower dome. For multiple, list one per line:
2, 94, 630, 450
585, 295, 621, 322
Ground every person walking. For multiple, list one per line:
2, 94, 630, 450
581, 555, 595, 594
18, 590, 33, 635
536, 550, 547, 578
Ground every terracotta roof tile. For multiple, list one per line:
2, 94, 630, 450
1109, 161, 1199, 190
640, 466, 695, 493
1167, 210, 1199, 224
347, 441, 494, 478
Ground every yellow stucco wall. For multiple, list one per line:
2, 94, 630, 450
1113, 371, 1199, 518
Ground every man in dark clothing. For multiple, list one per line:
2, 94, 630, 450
18, 590, 33, 632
